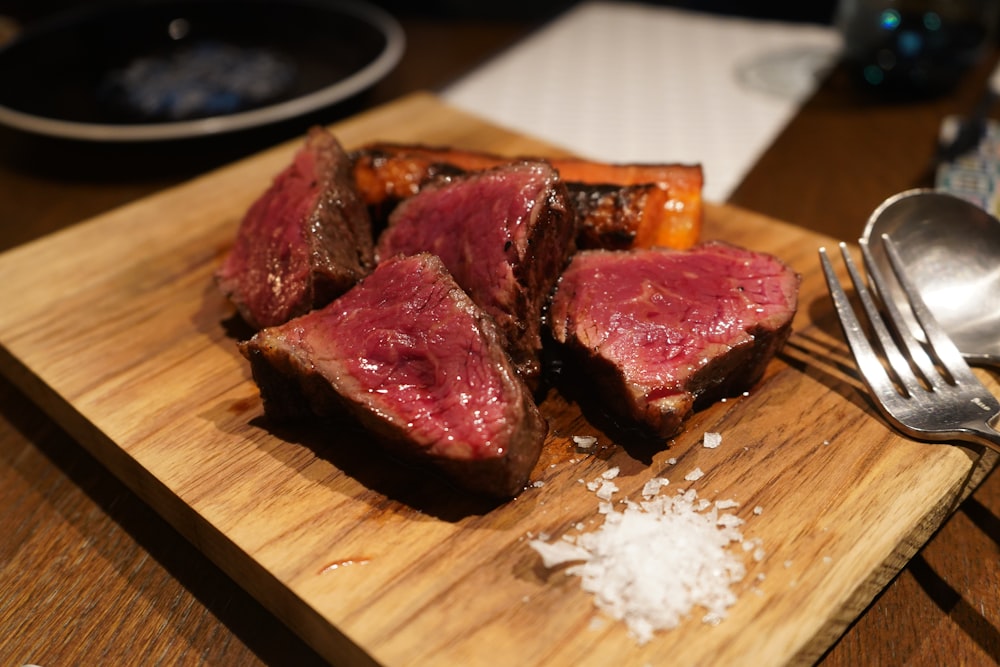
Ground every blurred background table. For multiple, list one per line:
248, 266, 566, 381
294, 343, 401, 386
0, 2, 997, 665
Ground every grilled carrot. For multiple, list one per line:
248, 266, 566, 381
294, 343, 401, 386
350, 143, 703, 250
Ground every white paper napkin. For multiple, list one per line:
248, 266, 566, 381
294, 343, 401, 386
442, 1, 841, 201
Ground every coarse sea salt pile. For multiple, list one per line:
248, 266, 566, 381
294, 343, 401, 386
529, 467, 749, 645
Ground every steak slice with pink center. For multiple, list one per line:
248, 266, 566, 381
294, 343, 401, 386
548, 242, 799, 439
216, 127, 373, 329
240, 252, 547, 497
375, 160, 576, 389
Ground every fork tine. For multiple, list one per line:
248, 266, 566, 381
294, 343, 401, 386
838, 241, 922, 395
819, 244, 916, 400
858, 238, 943, 390
874, 233, 979, 386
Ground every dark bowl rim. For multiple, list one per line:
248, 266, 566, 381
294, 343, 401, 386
0, 0, 405, 142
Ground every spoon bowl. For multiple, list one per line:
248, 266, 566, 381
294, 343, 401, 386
862, 188, 1000, 368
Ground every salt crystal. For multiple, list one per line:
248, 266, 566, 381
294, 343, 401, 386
573, 435, 598, 449
684, 467, 705, 481
601, 467, 620, 480
715, 499, 739, 510
595, 480, 618, 500
753, 506, 763, 515
528, 538, 591, 568
703, 432, 722, 449
702, 611, 724, 625
642, 477, 669, 498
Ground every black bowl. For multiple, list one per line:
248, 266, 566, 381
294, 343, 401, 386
0, 0, 404, 141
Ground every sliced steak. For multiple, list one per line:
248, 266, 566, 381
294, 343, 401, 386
240, 253, 547, 498
548, 242, 799, 439
216, 127, 373, 330
375, 161, 576, 387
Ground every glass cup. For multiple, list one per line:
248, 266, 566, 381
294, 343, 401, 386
836, 0, 1000, 97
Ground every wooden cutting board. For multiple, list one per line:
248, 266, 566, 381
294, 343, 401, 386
1, 92, 996, 666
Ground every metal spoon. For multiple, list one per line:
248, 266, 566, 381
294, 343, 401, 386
861, 188, 1000, 369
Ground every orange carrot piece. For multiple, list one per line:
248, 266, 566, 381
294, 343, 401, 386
351, 143, 703, 250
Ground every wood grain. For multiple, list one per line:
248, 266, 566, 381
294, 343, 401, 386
0, 92, 995, 666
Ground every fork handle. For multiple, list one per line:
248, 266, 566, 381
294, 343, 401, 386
963, 421, 1000, 454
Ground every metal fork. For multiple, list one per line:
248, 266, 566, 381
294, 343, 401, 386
819, 237, 1000, 453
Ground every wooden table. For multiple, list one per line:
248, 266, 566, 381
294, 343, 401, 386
0, 10, 997, 667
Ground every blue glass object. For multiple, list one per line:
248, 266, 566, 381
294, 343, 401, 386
839, 0, 998, 98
